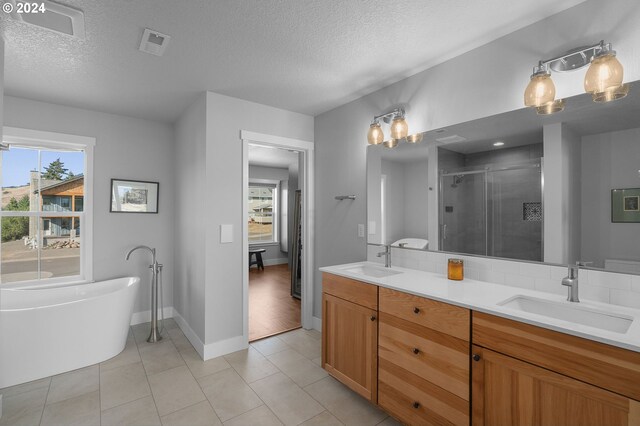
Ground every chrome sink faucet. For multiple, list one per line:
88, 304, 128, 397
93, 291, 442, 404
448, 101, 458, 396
561, 265, 580, 303
377, 244, 391, 268
561, 261, 592, 303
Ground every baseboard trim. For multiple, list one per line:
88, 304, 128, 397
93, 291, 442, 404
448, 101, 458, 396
130, 307, 174, 326
312, 316, 322, 332
203, 335, 248, 360
172, 310, 206, 358
253, 258, 288, 267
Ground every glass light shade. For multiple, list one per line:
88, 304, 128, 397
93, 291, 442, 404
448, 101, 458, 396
390, 116, 409, 140
584, 53, 624, 94
406, 133, 423, 144
591, 83, 629, 103
536, 99, 565, 115
524, 73, 556, 107
367, 122, 383, 145
383, 139, 399, 149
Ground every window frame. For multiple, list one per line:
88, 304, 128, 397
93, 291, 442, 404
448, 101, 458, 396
1, 127, 95, 288
248, 179, 279, 246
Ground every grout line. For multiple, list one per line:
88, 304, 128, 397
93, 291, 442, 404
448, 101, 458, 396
37, 376, 53, 426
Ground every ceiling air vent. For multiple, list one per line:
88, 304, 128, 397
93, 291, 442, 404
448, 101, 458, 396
435, 135, 467, 144
10, 0, 85, 39
139, 28, 171, 56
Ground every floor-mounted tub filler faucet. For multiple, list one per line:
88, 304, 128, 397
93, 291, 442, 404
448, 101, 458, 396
126, 245, 163, 342
377, 244, 391, 268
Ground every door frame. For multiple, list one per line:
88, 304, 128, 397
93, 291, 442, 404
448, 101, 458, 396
241, 130, 315, 340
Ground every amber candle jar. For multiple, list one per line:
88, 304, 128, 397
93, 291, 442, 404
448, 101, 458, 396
448, 258, 464, 281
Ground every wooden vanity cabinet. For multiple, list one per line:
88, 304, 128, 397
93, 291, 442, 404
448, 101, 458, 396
322, 273, 378, 403
378, 287, 471, 425
472, 312, 640, 426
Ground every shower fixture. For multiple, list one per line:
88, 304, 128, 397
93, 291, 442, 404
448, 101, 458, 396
524, 40, 629, 115
366, 108, 423, 148
451, 175, 465, 188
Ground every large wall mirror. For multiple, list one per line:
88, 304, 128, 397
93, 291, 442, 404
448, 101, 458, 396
367, 79, 640, 274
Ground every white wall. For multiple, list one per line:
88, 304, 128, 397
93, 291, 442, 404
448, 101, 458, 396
314, 0, 640, 318
203, 91, 313, 347
174, 93, 207, 342
3, 96, 175, 317
582, 127, 640, 268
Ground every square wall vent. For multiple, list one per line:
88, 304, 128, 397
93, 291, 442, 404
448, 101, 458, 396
139, 28, 171, 56
11, 0, 85, 39
435, 134, 467, 144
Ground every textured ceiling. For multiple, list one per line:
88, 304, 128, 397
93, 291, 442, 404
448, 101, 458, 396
1, 0, 588, 123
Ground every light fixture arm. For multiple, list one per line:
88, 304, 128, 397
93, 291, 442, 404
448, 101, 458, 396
534, 40, 610, 74
372, 107, 405, 124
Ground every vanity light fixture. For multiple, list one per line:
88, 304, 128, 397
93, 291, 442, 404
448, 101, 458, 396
493, 141, 505, 147
367, 108, 422, 148
524, 40, 628, 114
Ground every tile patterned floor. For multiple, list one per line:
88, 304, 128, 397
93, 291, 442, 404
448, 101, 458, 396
0, 320, 400, 426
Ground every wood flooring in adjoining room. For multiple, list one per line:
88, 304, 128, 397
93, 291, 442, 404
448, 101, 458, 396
249, 263, 301, 342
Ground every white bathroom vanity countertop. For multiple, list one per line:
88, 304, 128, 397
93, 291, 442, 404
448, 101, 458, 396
319, 261, 640, 353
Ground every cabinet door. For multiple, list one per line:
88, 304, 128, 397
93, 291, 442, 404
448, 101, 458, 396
472, 345, 640, 426
322, 293, 378, 403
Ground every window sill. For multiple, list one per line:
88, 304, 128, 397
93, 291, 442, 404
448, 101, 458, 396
249, 242, 280, 247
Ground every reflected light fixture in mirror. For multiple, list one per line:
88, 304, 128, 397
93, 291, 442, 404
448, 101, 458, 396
524, 40, 628, 115
366, 107, 422, 148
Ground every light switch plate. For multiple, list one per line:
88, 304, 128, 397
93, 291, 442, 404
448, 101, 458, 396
220, 224, 233, 243
357, 224, 365, 238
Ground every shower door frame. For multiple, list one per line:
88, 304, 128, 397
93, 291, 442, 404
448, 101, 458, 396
439, 159, 544, 261
439, 169, 489, 256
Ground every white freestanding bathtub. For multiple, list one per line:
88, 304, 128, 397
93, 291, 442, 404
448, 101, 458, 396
0, 277, 140, 388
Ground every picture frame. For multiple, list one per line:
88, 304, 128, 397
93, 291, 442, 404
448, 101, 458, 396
611, 188, 640, 222
110, 179, 159, 213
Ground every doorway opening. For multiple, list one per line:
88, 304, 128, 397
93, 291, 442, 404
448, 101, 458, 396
247, 145, 301, 341
241, 131, 315, 344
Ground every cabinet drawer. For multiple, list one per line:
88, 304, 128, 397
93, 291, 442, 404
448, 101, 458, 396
473, 311, 640, 401
379, 287, 470, 341
379, 312, 469, 400
322, 272, 378, 309
379, 358, 469, 426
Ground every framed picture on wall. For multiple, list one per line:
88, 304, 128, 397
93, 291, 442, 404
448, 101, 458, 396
611, 188, 640, 222
110, 179, 159, 213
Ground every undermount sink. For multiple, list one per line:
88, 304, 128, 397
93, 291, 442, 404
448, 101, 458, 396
498, 295, 634, 334
341, 264, 403, 278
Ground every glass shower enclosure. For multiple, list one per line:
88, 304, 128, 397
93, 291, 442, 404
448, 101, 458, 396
439, 160, 543, 262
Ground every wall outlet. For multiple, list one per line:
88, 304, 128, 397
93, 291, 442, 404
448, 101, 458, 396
357, 224, 365, 238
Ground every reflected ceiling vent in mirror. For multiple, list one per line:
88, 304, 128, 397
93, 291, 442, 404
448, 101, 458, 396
367, 108, 422, 148
435, 134, 467, 144
524, 40, 629, 114
8, 0, 85, 39
139, 28, 171, 56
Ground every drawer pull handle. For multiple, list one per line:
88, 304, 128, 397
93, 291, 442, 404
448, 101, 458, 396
370, 316, 376, 321
473, 354, 481, 362
413, 307, 420, 314
413, 348, 420, 355
413, 401, 420, 409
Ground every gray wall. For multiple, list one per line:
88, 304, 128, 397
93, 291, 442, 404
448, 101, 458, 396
581, 127, 640, 268
248, 165, 289, 264
4, 96, 176, 317
203, 91, 313, 345
174, 93, 207, 341
314, 0, 640, 318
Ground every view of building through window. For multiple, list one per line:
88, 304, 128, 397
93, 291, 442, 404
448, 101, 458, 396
1, 146, 85, 284
248, 184, 276, 243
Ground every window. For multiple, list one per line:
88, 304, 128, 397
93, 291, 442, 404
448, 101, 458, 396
0, 128, 94, 286
248, 183, 278, 244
